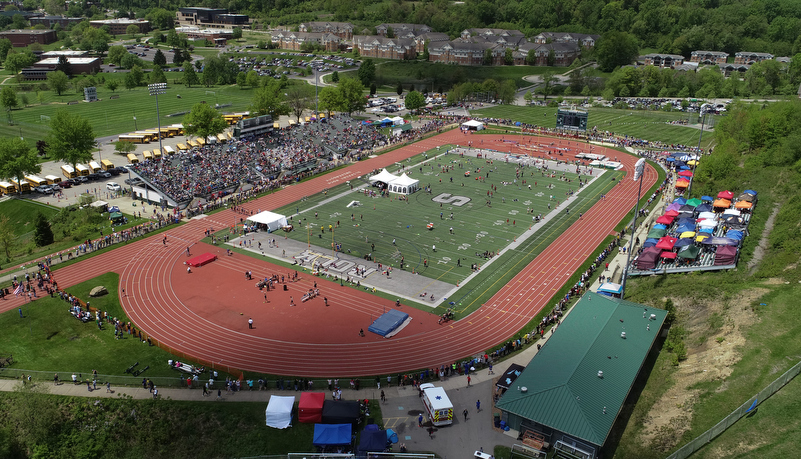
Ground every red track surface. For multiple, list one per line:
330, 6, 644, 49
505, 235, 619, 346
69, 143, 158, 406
2, 131, 656, 376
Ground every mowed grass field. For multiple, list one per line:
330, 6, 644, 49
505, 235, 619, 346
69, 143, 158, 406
0, 82, 261, 147
275, 147, 587, 287
470, 104, 719, 150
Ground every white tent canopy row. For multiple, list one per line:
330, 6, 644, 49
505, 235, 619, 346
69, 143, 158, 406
247, 211, 289, 231
368, 169, 419, 195
461, 120, 485, 130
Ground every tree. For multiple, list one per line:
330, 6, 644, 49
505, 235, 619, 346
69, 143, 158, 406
4, 51, 36, 74
331, 71, 339, 83
35, 140, 47, 157
183, 61, 199, 87
0, 137, 41, 193
504, 48, 513, 65
232, 27, 243, 40
498, 79, 516, 104
385, 26, 394, 38
113, 140, 135, 155
0, 38, 12, 62
107, 45, 126, 65
396, 82, 403, 96
1, 86, 17, 111
128, 65, 144, 86
149, 65, 166, 84
147, 8, 174, 30
119, 53, 143, 70
152, 49, 167, 67
357, 58, 375, 86
405, 90, 425, 112
124, 72, 137, 90
369, 82, 376, 95
55, 55, 72, 76
483, 48, 493, 66
236, 71, 247, 88
536, 72, 557, 100
45, 110, 96, 169
106, 79, 119, 92
286, 83, 313, 122
126, 24, 140, 37
183, 102, 227, 139
47, 70, 69, 96
338, 78, 366, 115
523, 90, 533, 104
245, 70, 259, 88
250, 79, 288, 118
318, 86, 343, 117
0, 215, 13, 259
596, 31, 639, 72
33, 213, 53, 247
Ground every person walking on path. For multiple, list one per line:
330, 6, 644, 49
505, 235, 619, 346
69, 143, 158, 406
248, 318, 253, 329
217, 389, 222, 400
53, 373, 58, 385
203, 383, 209, 397
380, 390, 386, 402
476, 400, 481, 412
463, 408, 469, 421
153, 387, 158, 399
19, 308, 22, 318
467, 375, 471, 387
106, 382, 111, 393
418, 414, 423, 427
427, 426, 435, 439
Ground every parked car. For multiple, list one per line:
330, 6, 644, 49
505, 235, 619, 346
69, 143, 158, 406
34, 185, 53, 194
87, 173, 101, 181
58, 180, 71, 188
106, 182, 121, 192
98, 171, 112, 178
108, 168, 121, 176
124, 177, 143, 186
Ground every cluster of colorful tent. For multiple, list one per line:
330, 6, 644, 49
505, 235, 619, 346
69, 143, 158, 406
265, 393, 398, 454
662, 152, 700, 190
635, 190, 757, 270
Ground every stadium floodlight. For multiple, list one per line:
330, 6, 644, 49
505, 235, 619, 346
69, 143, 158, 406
621, 157, 647, 299
148, 83, 167, 178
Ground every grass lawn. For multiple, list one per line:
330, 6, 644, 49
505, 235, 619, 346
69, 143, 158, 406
0, 82, 261, 146
0, 272, 236, 386
365, 61, 552, 90
470, 105, 719, 150
0, 199, 59, 238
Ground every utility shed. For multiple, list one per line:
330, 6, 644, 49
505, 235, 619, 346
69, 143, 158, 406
495, 292, 667, 459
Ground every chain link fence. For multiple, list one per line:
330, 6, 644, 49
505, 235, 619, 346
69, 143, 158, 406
666, 359, 801, 459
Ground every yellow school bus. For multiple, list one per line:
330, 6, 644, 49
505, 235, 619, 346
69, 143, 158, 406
187, 140, 199, 148
153, 148, 162, 158
0, 181, 17, 195
127, 153, 140, 164
176, 143, 188, 151
61, 165, 77, 179
118, 134, 148, 144
13, 179, 31, 193
101, 159, 115, 171
24, 175, 47, 187
89, 161, 102, 173
75, 164, 90, 176
143, 151, 153, 161
164, 146, 175, 155
45, 175, 62, 185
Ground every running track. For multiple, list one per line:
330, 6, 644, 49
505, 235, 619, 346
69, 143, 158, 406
3, 130, 657, 376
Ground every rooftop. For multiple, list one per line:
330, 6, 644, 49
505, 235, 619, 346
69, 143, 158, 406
495, 292, 667, 447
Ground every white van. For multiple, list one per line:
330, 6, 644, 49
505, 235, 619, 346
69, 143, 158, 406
106, 182, 121, 192
420, 383, 453, 426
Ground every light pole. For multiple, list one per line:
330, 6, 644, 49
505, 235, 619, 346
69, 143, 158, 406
148, 83, 166, 170
621, 158, 646, 299
687, 104, 709, 197
314, 67, 319, 117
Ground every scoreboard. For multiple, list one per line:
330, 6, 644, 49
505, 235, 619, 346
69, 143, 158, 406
556, 109, 588, 131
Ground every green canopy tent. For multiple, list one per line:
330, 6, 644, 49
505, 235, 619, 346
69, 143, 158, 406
109, 212, 124, 223
686, 198, 703, 208
677, 245, 700, 259
647, 228, 667, 239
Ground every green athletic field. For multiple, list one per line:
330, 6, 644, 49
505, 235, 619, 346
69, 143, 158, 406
470, 104, 718, 150
275, 146, 586, 286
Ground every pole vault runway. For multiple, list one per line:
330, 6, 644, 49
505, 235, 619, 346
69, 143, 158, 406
2, 130, 658, 376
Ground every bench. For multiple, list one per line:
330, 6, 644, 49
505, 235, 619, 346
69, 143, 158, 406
67, 101, 80, 105
110, 95, 120, 100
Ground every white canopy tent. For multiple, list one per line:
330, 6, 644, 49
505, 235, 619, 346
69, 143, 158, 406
390, 116, 405, 126
369, 169, 399, 184
248, 211, 289, 232
265, 395, 295, 429
461, 120, 485, 131
387, 173, 419, 195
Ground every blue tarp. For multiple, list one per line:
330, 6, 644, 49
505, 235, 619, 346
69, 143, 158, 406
386, 428, 398, 444
313, 424, 352, 447
701, 196, 714, 202
674, 238, 694, 248
643, 237, 659, 248
744, 189, 757, 196
653, 224, 667, 230
368, 309, 409, 337
699, 227, 715, 234
726, 230, 744, 240
358, 429, 387, 454
701, 237, 740, 246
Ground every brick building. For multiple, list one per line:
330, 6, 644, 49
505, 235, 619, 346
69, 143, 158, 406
353, 36, 415, 60
176, 7, 249, 29
532, 32, 600, 48
298, 21, 353, 40
0, 29, 57, 47
690, 50, 729, 65
375, 23, 431, 38
734, 52, 774, 64
413, 32, 449, 54
642, 53, 684, 67
270, 31, 341, 52
21, 56, 101, 79
513, 41, 579, 66
29, 15, 83, 29
427, 40, 503, 66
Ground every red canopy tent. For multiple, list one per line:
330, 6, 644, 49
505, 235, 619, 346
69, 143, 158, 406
660, 251, 677, 260
636, 246, 662, 270
678, 170, 693, 177
656, 215, 675, 225
664, 209, 679, 217
298, 392, 326, 423
717, 190, 734, 200
655, 236, 677, 251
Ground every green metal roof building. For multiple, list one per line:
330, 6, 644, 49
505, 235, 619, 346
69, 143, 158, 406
495, 291, 667, 459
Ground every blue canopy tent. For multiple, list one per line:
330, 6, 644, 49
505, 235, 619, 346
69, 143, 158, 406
674, 238, 694, 248
696, 203, 713, 213
653, 224, 668, 230
665, 157, 675, 162
643, 238, 659, 248
313, 424, 352, 447
726, 230, 744, 240
676, 223, 696, 234
673, 197, 687, 205
701, 195, 714, 202
699, 227, 715, 234
597, 282, 623, 297
357, 429, 388, 455
386, 429, 398, 444
701, 237, 740, 246
744, 190, 757, 196
677, 217, 695, 226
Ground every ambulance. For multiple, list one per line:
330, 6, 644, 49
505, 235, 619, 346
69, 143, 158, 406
420, 383, 453, 426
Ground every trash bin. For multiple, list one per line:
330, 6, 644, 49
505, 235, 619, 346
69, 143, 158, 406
494, 414, 501, 428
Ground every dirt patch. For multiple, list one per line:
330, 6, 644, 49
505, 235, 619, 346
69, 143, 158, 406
705, 439, 769, 459
749, 203, 781, 274
639, 288, 768, 452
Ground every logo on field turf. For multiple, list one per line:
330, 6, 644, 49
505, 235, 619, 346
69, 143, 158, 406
432, 193, 471, 207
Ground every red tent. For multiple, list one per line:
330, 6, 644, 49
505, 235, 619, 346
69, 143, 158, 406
678, 170, 693, 177
298, 392, 326, 423
656, 215, 674, 225
717, 190, 734, 200
655, 236, 677, 250
636, 246, 661, 270
664, 209, 680, 217
660, 251, 677, 259
714, 245, 737, 266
